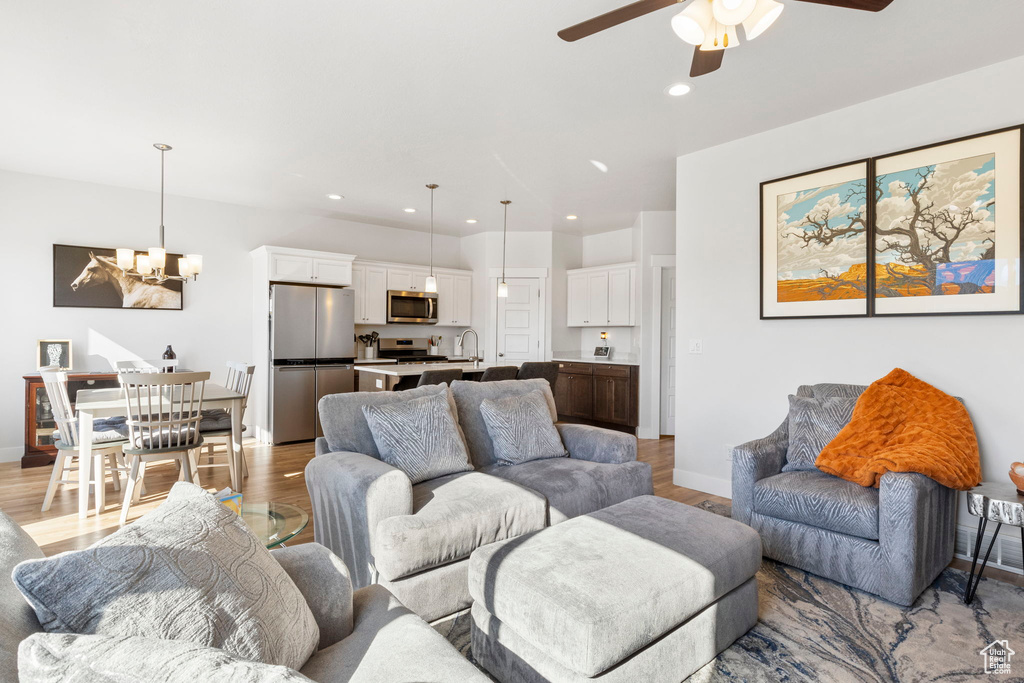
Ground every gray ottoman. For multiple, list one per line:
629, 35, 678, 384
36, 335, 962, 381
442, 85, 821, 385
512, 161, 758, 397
469, 495, 760, 683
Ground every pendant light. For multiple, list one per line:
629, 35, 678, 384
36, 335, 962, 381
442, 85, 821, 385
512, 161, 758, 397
425, 183, 439, 293
118, 144, 203, 283
498, 200, 511, 298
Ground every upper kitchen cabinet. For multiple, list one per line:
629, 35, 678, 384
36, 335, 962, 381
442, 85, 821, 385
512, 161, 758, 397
566, 263, 636, 327
387, 266, 431, 292
351, 263, 388, 324
261, 246, 356, 286
435, 273, 472, 326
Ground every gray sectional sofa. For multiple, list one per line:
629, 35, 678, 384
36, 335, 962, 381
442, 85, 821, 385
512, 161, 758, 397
308, 378, 653, 622
731, 382, 957, 606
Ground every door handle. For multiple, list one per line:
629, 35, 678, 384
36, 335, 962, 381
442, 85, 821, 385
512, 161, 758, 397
498, 352, 504, 357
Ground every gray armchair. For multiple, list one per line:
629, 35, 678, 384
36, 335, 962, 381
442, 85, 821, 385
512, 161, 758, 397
308, 379, 652, 622
731, 383, 957, 606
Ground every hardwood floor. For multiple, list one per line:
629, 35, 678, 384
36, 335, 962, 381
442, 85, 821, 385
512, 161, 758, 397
0, 436, 727, 556
5, 437, 1020, 593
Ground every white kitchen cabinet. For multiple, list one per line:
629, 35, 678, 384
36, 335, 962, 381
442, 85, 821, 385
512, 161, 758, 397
269, 253, 314, 283
268, 250, 354, 286
387, 266, 431, 292
453, 275, 472, 326
430, 272, 472, 326
352, 263, 388, 324
566, 263, 636, 327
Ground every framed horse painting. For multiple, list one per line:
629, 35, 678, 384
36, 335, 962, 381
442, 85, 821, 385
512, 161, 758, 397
52, 244, 184, 310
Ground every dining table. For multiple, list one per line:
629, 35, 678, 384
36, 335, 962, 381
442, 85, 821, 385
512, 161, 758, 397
75, 382, 246, 518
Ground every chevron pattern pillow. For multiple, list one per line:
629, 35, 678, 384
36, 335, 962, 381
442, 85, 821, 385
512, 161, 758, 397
362, 392, 473, 484
783, 395, 858, 472
480, 390, 567, 467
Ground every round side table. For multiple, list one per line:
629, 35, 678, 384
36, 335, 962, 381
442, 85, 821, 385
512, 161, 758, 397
964, 482, 1024, 604
241, 502, 309, 549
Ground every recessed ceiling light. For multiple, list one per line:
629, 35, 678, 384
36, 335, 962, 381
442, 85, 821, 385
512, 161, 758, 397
466, 219, 478, 224
665, 83, 692, 97
404, 208, 416, 213
566, 215, 578, 220
326, 194, 343, 200
590, 160, 609, 173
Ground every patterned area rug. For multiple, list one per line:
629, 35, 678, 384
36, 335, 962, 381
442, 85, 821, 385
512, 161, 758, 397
435, 502, 1024, 682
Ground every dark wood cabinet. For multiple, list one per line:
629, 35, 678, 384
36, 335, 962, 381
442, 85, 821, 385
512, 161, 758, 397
23, 372, 120, 468
554, 361, 638, 433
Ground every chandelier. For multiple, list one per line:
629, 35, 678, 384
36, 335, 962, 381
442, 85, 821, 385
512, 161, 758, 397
116, 144, 203, 283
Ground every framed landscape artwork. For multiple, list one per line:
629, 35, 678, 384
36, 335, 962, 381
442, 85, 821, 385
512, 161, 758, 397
872, 127, 1022, 316
761, 161, 871, 319
53, 244, 184, 310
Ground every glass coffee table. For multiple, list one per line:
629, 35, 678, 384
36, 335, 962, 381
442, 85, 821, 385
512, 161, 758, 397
241, 502, 309, 549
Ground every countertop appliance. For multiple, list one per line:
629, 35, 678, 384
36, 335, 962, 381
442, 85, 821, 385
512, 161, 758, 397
270, 284, 355, 444
377, 337, 448, 363
387, 290, 438, 325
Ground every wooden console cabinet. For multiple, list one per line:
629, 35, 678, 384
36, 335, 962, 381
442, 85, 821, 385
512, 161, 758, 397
554, 362, 638, 434
22, 372, 120, 468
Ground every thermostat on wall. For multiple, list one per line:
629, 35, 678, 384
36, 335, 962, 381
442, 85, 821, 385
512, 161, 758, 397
593, 347, 613, 359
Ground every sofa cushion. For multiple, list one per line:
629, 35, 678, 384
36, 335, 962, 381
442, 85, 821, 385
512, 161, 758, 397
806, 383, 868, 399
483, 457, 653, 524
480, 390, 567, 466
0, 510, 44, 682
783, 395, 857, 472
300, 584, 491, 683
450, 379, 558, 469
362, 393, 472, 484
753, 470, 880, 540
373, 471, 546, 581
318, 383, 449, 458
468, 496, 762, 677
12, 483, 320, 671
18, 633, 313, 683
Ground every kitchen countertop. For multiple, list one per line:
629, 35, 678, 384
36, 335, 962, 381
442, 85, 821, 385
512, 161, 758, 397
550, 352, 639, 366
354, 361, 519, 377
353, 358, 397, 364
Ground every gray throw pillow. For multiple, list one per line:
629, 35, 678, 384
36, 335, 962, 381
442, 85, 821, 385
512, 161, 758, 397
361, 392, 473, 484
783, 395, 858, 472
18, 632, 314, 683
12, 483, 319, 672
479, 389, 567, 466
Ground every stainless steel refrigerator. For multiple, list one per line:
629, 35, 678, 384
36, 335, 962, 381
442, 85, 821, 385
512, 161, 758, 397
270, 285, 355, 444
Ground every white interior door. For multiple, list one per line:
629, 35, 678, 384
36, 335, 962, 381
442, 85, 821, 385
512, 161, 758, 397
660, 268, 676, 435
496, 278, 541, 363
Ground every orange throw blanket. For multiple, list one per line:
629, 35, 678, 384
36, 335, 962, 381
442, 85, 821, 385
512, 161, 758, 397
816, 368, 981, 490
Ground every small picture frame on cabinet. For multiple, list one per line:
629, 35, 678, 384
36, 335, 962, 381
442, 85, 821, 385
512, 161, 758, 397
38, 339, 72, 370
593, 346, 613, 359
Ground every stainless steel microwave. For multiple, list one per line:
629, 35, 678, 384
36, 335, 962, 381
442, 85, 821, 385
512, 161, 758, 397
387, 290, 438, 324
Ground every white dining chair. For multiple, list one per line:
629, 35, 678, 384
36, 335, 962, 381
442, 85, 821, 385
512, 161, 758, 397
115, 358, 179, 373
39, 367, 130, 513
196, 362, 255, 483
118, 371, 209, 526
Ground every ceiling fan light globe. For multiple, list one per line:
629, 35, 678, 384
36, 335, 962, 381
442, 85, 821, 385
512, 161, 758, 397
671, 2, 714, 46
712, 0, 757, 25
742, 0, 784, 40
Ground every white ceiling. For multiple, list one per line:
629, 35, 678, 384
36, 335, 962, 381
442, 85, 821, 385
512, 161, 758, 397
2, 0, 1023, 236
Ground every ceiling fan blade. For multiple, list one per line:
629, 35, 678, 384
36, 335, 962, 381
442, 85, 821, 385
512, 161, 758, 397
558, 0, 681, 42
690, 47, 724, 78
792, 0, 894, 11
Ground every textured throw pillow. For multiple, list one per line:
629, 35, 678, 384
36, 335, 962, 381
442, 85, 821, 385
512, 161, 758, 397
783, 395, 858, 472
12, 483, 319, 672
479, 389, 567, 466
19, 633, 314, 683
361, 392, 473, 484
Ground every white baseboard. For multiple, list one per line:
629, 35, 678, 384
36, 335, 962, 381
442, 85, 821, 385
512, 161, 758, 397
672, 468, 732, 499
0, 445, 24, 463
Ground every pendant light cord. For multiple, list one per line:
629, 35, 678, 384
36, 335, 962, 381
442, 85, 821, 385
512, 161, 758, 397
159, 147, 165, 249
501, 200, 511, 282
426, 183, 438, 277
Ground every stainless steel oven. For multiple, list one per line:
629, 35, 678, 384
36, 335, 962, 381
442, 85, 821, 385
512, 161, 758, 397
387, 290, 438, 324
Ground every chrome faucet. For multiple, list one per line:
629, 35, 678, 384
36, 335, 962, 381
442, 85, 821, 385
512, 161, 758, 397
456, 328, 481, 368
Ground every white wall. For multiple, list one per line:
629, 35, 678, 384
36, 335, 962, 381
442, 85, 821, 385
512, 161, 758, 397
634, 211, 676, 438
674, 55, 1024, 530
582, 228, 633, 268
0, 169, 463, 461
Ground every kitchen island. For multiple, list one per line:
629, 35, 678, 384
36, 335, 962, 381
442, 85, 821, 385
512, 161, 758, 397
355, 361, 521, 391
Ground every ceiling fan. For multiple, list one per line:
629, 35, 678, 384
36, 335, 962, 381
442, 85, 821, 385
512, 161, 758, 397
558, 0, 894, 78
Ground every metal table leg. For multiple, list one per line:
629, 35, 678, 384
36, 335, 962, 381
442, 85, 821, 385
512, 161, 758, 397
964, 518, 1001, 605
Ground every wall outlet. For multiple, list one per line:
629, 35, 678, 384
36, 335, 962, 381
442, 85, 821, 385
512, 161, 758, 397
688, 339, 703, 354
